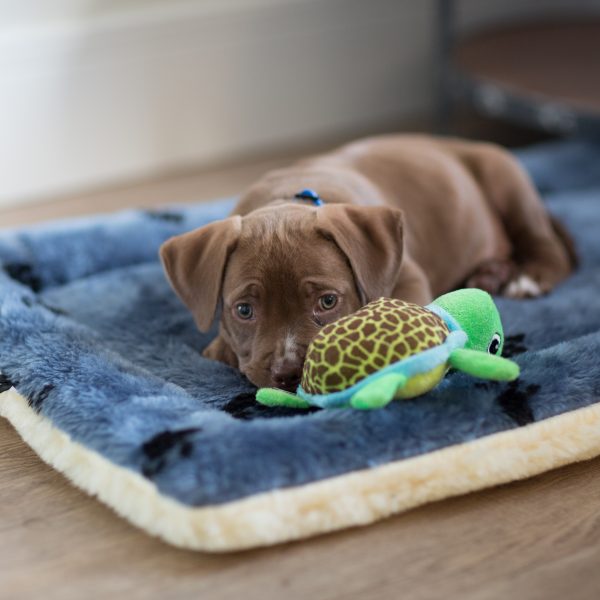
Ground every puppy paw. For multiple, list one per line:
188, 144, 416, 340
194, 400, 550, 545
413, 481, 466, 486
503, 274, 543, 298
466, 259, 516, 295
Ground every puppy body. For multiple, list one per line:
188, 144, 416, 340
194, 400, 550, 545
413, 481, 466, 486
161, 135, 575, 388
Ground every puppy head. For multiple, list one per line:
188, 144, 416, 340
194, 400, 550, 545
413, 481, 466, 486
160, 203, 404, 389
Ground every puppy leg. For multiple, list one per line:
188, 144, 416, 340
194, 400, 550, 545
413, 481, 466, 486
467, 258, 540, 298
465, 258, 516, 295
457, 143, 576, 298
203, 335, 239, 368
392, 257, 433, 305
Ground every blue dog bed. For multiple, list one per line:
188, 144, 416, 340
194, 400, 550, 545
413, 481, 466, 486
1, 140, 600, 551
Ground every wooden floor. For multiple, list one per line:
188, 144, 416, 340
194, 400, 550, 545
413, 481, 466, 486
2, 143, 600, 600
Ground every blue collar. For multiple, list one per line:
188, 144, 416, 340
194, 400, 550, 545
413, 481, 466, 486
294, 188, 323, 206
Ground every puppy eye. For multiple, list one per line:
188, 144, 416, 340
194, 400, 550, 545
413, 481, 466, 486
488, 333, 501, 355
235, 303, 254, 320
318, 294, 338, 311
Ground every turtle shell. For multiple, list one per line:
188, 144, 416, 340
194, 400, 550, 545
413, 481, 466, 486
301, 297, 449, 395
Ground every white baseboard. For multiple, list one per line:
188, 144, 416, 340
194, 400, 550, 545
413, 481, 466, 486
0, 0, 435, 207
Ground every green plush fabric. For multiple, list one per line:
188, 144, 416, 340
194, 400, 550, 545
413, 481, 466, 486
255, 388, 312, 408
448, 348, 520, 381
434, 289, 504, 354
349, 373, 407, 410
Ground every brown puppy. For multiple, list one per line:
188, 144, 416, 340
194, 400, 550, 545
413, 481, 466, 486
160, 135, 576, 390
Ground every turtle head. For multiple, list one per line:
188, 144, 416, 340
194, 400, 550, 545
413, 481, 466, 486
432, 289, 504, 356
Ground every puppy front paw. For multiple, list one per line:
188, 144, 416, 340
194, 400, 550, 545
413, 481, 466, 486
202, 336, 239, 368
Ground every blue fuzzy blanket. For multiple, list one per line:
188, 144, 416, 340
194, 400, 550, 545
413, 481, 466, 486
1, 140, 599, 514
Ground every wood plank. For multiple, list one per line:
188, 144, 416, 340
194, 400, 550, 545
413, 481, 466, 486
0, 153, 301, 230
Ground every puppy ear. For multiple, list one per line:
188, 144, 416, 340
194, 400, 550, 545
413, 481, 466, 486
160, 216, 242, 331
316, 204, 404, 302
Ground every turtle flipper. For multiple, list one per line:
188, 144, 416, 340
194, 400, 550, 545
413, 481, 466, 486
448, 348, 520, 381
256, 388, 313, 409
350, 373, 407, 410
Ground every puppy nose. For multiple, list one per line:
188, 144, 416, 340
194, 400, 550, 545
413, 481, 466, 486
271, 364, 302, 392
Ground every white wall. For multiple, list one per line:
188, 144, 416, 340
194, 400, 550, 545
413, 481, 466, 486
0, 0, 597, 207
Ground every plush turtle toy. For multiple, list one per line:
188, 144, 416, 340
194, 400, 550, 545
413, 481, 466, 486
256, 288, 519, 410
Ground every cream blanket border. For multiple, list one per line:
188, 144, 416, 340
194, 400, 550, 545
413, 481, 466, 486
2, 387, 600, 552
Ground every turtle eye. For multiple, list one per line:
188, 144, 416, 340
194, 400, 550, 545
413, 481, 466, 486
488, 333, 501, 355
318, 294, 338, 311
